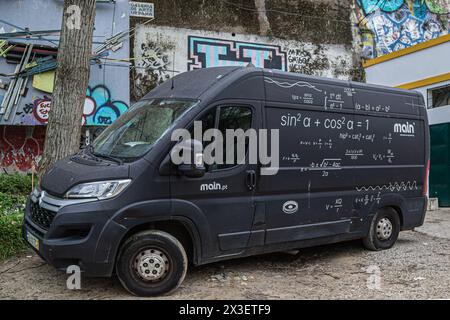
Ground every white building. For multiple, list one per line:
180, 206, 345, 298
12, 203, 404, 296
364, 34, 450, 206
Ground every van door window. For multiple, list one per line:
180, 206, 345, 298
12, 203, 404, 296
189, 106, 253, 171
212, 106, 253, 171
189, 108, 216, 145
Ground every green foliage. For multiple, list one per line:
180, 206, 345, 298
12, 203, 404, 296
0, 173, 32, 260
0, 173, 33, 195
0, 213, 26, 260
0, 192, 27, 216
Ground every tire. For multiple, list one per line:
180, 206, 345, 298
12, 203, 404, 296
362, 207, 400, 251
116, 230, 188, 296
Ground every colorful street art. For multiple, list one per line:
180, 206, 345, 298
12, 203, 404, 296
187, 36, 287, 71
15, 85, 129, 126
0, 126, 45, 173
84, 85, 129, 125
356, 0, 449, 58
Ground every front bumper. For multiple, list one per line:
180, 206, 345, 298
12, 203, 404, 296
22, 191, 127, 277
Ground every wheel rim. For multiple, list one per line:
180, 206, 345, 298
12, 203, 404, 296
376, 217, 393, 240
133, 248, 170, 282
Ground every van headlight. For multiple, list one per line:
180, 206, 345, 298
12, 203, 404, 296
65, 179, 131, 200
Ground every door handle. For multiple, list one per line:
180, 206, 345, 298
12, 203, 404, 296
246, 170, 256, 191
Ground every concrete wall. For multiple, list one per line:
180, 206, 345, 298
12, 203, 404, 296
0, 0, 130, 172
132, 25, 354, 101
131, 0, 357, 102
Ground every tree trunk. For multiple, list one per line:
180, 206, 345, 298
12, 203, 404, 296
38, 0, 96, 178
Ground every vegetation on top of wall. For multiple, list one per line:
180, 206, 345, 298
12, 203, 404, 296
132, 0, 260, 34
266, 0, 353, 45
350, 64, 366, 83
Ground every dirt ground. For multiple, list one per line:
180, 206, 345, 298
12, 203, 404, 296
1, 210, 449, 300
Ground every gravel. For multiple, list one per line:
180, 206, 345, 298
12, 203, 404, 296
1, 212, 449, 300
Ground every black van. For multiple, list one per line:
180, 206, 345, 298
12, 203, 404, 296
23, 67, 429, 296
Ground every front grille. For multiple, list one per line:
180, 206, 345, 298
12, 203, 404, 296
30, 201, 56, 230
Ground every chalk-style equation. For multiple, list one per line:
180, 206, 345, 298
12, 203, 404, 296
280, 113, 369, 131
282, 153, 301, 163
324, 92, 345, 110
310, 158, 342, 170
355, 192, 381, 206
325, 198, 343, 212
292, 93, 315, 105
299, 138, 333, 149
355, 102, 391, 113
383, 133, 393, 144
372, 150, 395, 163
345, 149, 364, 160
339, 132, 376, 143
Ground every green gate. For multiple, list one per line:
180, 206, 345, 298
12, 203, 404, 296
430, 123, 450, 206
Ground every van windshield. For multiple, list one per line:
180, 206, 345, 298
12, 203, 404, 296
91, 98, 198, 160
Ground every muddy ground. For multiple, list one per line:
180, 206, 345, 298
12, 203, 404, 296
1, 210, 449, 300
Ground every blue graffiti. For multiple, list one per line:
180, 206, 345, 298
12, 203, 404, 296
84, 85, 128, 126
187, 36, 287, 71
358, 1, 448, 58
357, 0, 404, 14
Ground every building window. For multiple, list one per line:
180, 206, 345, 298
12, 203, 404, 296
428, 85, 450, 108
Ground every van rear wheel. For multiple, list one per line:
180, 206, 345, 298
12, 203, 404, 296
116, 230, 188, 296
362, 208, 400, 251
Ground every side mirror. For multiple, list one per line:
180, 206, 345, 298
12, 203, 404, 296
170, 139, 206, 178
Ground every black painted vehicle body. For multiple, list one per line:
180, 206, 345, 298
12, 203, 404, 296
22, 66, 429, 277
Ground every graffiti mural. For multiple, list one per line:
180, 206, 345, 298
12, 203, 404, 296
287, 45, 330, 75
356, 0, 449, 58
17, 96, 51, 126
187, 36, 287, 71
15, 85, 128, 126
84, 85, 129, 125
0, 126, 45, 173
133, 37, 175, 101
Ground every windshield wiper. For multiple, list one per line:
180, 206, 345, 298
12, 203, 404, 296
88, 145, 124, 165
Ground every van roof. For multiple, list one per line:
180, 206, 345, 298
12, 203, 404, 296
143, 66, 422, 101
143, 66, 244, 100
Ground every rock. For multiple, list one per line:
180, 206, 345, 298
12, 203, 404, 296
210, 272, 228, 282
413, 277, 426, 281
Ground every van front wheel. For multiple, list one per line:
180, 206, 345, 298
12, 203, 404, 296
116, 230, 188, 296
362, 208, 400, 251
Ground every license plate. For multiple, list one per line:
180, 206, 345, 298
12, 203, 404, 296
26, 230, 39, 251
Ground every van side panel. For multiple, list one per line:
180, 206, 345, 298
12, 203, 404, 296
260, 104, 357, 235
257, 72, 427, 248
